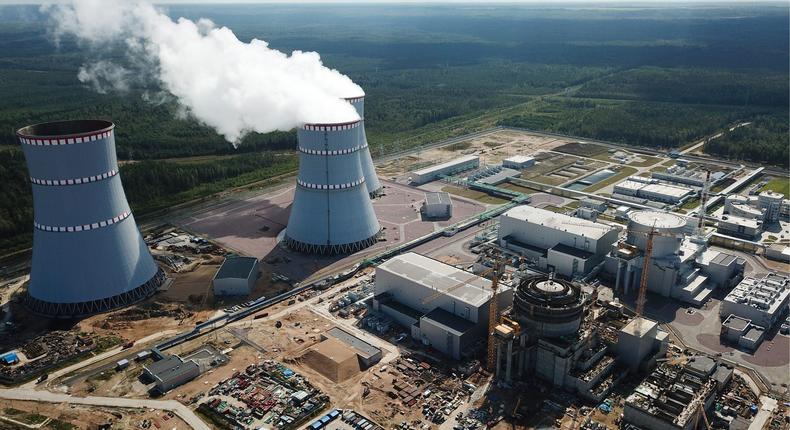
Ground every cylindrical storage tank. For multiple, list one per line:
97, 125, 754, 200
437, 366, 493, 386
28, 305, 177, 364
17, 120, 163, 318
284, 120, 380, 255
626, 210, 686, 257
345, 95, 382, 197
512, 275, 584, 338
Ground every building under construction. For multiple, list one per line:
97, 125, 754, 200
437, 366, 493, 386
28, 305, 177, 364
624, 362, 721, 430
492, 274, 667, 403
605, 210, 744, 305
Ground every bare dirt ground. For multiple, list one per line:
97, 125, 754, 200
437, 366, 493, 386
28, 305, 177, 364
0, 399, 190, 430
377, 130, 573, 181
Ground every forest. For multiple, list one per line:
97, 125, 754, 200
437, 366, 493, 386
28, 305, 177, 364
0, 3, 787, 253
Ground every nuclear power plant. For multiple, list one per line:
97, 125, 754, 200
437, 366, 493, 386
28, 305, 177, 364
345, 95, 382, 197
17, 120, 164, 318
284, 119, 381, 255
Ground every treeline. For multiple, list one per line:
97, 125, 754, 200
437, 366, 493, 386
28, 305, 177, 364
705, 113, 789, 167
498, 98, 759, 149
0, 150, 297, 254
120, 152, 298, 214
574, 67, 789, 108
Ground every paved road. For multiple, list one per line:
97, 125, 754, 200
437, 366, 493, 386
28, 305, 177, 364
0, 388, 210, 430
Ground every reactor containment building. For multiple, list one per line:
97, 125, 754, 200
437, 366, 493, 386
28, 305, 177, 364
17, 120, 164, 318
284, 118, 381, 255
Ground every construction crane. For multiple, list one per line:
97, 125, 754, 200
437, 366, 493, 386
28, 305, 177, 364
695, 169, 712, 239
487, 257, 503, 372
634, 222, 658, 337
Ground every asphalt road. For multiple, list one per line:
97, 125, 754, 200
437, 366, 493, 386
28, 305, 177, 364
0, 388, 210, 430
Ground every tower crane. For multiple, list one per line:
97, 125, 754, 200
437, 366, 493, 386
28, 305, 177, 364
486, 257, 503, 372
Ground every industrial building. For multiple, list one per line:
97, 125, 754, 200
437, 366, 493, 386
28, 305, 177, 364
323, 327, 382, 368
409, 155, 479, 185
422, 192, 453, 219
493, 274, 665, 402
613, 179, 694, 204
651, 165, 725, 188
212, 256, 260, 296
758, 191, 785, 223
720, 274, 790, 329
624, 363, 719, 430
724, 195, 764, 220
724, 191, 788, 224
502, 155, 535, 169
17, 120, 164, 318
605, 210, 744, 305
345, 94, 382, 197
142, 355, 200, 393
617, 318, 668, 372
716, 215, 762, 240
372, 252, 512, 360
284, 120, 381, 255
498, 206, 620, 279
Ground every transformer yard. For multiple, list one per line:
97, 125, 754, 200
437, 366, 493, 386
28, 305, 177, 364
1, 125, 788, 430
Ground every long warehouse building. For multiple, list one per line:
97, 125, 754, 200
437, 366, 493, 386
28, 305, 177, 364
372, 252, 512, 360
498, 205, 620, 278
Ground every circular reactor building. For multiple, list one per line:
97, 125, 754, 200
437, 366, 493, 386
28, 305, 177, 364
626, 210, 686, 257
512, 275, 585, 338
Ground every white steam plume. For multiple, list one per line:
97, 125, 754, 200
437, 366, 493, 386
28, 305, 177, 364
44, 0, 363, 143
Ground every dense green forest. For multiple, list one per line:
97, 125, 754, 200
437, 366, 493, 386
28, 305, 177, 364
0, 3, 788, 254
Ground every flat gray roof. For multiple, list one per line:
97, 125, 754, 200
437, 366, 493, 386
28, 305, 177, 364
425, 192, 452, 205
326, 327, 381, 359
215, 256, 258, 280
378, 252, 495, 308
145, 355, 199, 383
421, 307, 476, 337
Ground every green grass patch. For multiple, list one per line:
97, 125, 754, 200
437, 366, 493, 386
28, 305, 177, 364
2, 408, 48, 425
541, 205, 567, 213
564, 200, 581, 209
583, 166, 638, 192
629, 156, 662, 167
441, 186, 509, 205
498, 182, 539, 195
46, 420, 77, 430
441, 141, 473, 152
650, 166, 667, 173
681, 198, 701, 210
662, 159, 677, 167
761, 177, 790, 197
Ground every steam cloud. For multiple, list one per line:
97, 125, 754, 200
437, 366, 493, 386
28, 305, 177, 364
45, 0, 363, 143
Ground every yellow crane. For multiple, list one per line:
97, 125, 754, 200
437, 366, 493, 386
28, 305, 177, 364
486, 257, 503, 371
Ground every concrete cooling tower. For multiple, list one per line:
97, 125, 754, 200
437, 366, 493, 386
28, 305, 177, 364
345, 95, 382, 197
284, 120, 381, 255
17, 120, 164, 318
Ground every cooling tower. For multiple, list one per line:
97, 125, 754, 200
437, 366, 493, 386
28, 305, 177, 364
17, 120, 164, 318
284, 120, 381, 255
345, 95, 382, 197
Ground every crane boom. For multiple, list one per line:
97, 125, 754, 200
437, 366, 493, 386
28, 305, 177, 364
635, 224, 657, 335
487, 258, 502, 371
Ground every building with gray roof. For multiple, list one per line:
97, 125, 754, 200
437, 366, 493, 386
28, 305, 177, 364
212, 256, 260, 296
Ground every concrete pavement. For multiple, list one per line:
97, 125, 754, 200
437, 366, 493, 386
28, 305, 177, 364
0, 388, 210, 430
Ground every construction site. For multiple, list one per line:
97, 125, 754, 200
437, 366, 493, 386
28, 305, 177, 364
0, 117, 787, 430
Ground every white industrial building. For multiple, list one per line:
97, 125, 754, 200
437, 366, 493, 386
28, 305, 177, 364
502, 155, 535, 169
498, 205, 620, 278
617, 317, 669, 372
409, 155, 479, 185
422, 192, 453, 219
652, 165, 725, 187
758, 191, 784, 222
613, 179, 694, 204
605, 210, 744, 305
720, 274, 790, 329
724, 191, 788, 224
372, 252, 512, 360
716, 215, 762, 239
212, 256, 260, 296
